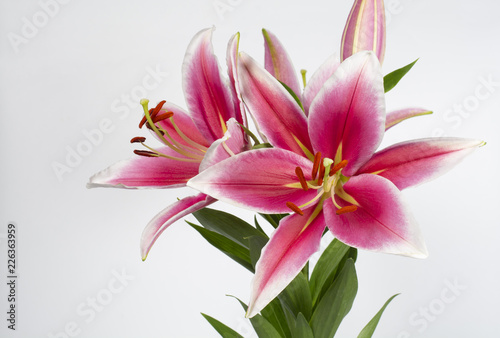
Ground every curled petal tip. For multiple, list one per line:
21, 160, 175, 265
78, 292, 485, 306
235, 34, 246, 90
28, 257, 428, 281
341, 0, 386, 64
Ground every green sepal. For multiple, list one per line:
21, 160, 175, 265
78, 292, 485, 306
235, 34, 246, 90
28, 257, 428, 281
187, 222, 254, 273
201, 313, 244, 338
357, 294, 400, 338
310, 259, 358, 338
383, 59, 418, 93
192, 207, 266, 249
231, 296, 284, 338
252, 143, 273, 149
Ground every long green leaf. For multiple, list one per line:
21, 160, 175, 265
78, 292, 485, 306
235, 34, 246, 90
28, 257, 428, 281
309, 239, 351, 306
261, 298, 292, 338
278, 271, 313, 321
279, 80, 304, 111
201, 313, 244, 338
232, 296, 284, 338
259, 213, 288, 229
358, 294, 399, 338
248, 235, 269, 269
188, 223, 254, 273
193, 208, 266, 248
292, 313, 314, 338
310, 259, 358, 338
383, 59, 418, 93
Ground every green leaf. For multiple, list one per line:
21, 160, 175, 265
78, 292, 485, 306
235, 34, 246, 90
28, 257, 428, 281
292, 313, 314, 338
310, 259, 358, 338
188, 223, 254, 273
279, 80, 304, 111
259, 213, 288, 229
278, 271, 313, 321
383, 59, 418, 93
309, 239, 351, 306
193, 208, 266, 249
232, 296, 284, 338
358, 294, 399, 338
254, 216, 266, 235
201, 313, 244, 338
261, 298, 292, 338
248, 235, 269, 269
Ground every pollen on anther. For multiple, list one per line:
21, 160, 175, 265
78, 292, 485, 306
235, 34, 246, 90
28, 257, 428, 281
330, 160, 348, 176
295, 167, 309, 191
151, 100, 167, 117
153, 112, 174, 123
286, 202, 304, 216
130, 137, 146, 144
311, 152, 322, 180
138, 108, 154, 129
336, 205, 357, 215
317, 161, 325, 186
133, 150, 158, 157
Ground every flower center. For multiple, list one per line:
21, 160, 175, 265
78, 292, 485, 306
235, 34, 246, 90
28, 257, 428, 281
130, 99, 208, 162
286, 152, 358, 216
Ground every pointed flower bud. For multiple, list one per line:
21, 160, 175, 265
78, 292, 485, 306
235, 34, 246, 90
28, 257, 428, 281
341, 0, 386, 64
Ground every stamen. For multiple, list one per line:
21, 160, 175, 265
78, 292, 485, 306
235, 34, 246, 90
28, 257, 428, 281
139, 108, 154, 129
317, 161, 325, 186
134, 150, 158, 157
153, 112, 174, 123
311, 152, 322, 180
330, 160, 348, 176
130, 137, 146, 143
295, 167, 309, 191
286, 202, 304, 216
152, 100, 166, 116
336, 205, 358, 215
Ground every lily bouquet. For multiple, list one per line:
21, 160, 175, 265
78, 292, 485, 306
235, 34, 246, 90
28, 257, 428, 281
88, 0, 484, 336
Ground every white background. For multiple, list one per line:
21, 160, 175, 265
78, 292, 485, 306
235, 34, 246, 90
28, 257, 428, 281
1, 0, 499, 337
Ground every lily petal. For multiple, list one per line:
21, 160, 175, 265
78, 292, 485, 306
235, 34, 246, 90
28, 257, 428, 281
309, 51, 385, 176
155, 101, 210, 148
226, 32, 247, 127
140, 193, 216, 260
385, 108, 433, 131
341, 0, 386, 64
263, 29, 301, 97
199, 118, 248, 172
188, 148, 317, 213
247, 207, 325, 317
238, 53, 313, 157
302, 54, 340, 116
357, 138, 484, 190
87, 147, 200, 189
182, 27, 237, 143
325, 174, 427, 258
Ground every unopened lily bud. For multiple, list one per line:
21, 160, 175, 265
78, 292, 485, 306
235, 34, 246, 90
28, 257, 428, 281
340, 0, 386, 64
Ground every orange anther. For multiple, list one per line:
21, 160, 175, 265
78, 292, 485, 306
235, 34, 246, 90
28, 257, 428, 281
330, 160, 348, 176
336, 205, 358, 215
311, 152, 322, 180
286, 202, 304, 216
295, 167, 309, 191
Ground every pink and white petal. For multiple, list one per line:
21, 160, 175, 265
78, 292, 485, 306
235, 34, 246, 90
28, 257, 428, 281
199, 118, 249, 172
341, 0, 386, 64
238, 53, 313, 157
87, 147, 200, 189
155, 101, 210, 148
247, 207, 325, 317
226, 32, 247, 127
385, 108, 432, 131
325, 174, 427, 258
262, 29, 301, 97
140, 193, 216, 260
188, 148, 317, 214
309, 51, 385, 175
182, 27, 237, 143
302, 54, 340, 115
357, 138, 484, 190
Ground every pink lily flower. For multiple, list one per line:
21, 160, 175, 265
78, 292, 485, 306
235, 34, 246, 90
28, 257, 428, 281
88, 28, 248, 260
188, 51, 483, 317
341, 0, 386, 63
